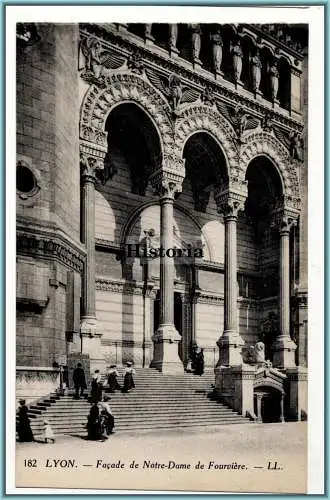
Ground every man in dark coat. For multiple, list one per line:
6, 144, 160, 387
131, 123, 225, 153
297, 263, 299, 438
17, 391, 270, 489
73, 363, 87, 399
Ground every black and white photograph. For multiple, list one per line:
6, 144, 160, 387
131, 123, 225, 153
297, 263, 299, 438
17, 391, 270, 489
7, 5, 324, 495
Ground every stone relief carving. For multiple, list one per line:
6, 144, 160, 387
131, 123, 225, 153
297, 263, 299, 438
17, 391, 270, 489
145, 70, 200, 116
79, 35, 125, 85
240, 132, 301, 204
79, 26, 303, 135
17, 233, 85, 273
175, 104, 239, 178
80, 73, 176, 160
216, 102, 260, 143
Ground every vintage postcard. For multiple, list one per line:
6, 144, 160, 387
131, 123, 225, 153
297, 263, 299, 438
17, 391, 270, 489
6, 4, 324, 495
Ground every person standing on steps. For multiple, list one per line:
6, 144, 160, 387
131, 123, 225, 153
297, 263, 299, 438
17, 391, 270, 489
107, 365, 121, 393
86, 402, 101, 440
17, 399, 34, 442
73, 362, 87, 399
90, 369, 103, 403
194, 347, 205, 376
122, 362, 136, 393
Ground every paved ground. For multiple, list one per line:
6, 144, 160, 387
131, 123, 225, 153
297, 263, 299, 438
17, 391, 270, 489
15, 422, 307, 494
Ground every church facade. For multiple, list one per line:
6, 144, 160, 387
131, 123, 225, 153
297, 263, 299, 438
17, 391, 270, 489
16, 22, 308, 417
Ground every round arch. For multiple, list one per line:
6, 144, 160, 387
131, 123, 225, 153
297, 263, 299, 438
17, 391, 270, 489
120, 199, 212, 261
79, 72, 175, 160
240, 132, 300, 202
175, 104, 239, 179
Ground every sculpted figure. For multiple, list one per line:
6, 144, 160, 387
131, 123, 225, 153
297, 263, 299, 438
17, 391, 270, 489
254, 341, 265, 364
169, 24, 178, 50
210, 29, 223, 74
189, 24, 202, 61
269, 61, 279, 102
231, 39, 243, 83
250, 49, 262, 94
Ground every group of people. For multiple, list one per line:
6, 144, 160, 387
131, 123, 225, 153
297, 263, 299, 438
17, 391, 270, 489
17, 399, 55, 443
17, 362, 136, 443
186, 344, 205, 376
86, 396, 115, 441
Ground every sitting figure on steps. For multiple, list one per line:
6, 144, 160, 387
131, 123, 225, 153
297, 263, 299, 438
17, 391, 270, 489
122, 362, 136, 393
99, 396, 115, 436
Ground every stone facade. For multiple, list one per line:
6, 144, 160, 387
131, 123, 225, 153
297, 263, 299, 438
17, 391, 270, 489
16, 22, 308, 417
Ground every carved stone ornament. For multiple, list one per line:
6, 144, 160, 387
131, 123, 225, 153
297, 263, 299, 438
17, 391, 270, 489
149, 163, 184, 199
239, 132, 300, 202
79, 73, 175, 159
80, 153, 104, 182
200, 87, 215, 106
214, 182, 248, 219
17, 233, 85, 273
127, 52, 145, 74
79, 35, 125, 86
175, 105, 238, 179
145, 70, 200, 116
271, 206, 299, 233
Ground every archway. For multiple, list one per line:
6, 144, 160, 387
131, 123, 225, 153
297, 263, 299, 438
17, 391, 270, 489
254, 385, 284, 423
245, 155, 283, 360
183, 132, 229, 213
105, 103, 161, 196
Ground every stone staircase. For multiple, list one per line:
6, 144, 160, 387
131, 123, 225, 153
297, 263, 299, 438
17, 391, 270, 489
24, 368, 252, 437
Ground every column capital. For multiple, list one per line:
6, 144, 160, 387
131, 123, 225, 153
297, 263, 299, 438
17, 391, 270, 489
271, 206, 299, 234
150, 153, 185, 199
214, 181, 248, 219
80, 151, 117, 185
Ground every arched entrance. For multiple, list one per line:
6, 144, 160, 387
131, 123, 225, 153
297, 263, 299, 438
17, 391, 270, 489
254, 385, 285, 423
245, 155, 284, 361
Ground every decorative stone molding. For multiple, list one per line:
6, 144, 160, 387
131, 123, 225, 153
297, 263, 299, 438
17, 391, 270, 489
271, 206, 299, 234
80, 73, 175, 161
175, 104, 238, 178
80, 25, 303, 134
196, 292, 224, 305
240, 131, 301, 205
96, 277, 155, 296
149, 153, 185, 199
17, 232, 85, 273
214, 180, 248, 219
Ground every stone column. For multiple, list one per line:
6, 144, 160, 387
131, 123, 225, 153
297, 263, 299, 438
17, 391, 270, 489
215, 186, 247, 367
272, 209, 298, 368
79, 154, 104, 372
150, 156, 185, 373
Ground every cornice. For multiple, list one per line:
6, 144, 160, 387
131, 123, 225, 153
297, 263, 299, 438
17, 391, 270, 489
17, 230, 85, 273
79, 24, 304, 134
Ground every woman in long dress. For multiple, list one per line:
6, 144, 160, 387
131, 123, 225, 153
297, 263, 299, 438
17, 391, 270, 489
87, 402, 101, 440
122, 362, 135, 393
17, 399, 34, 442
90, 370, 103, 403
194, 348, 204, 376
107, 365, 121, 393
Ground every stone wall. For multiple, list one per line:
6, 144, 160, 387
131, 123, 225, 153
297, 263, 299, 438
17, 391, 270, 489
16, 24, 83, 369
